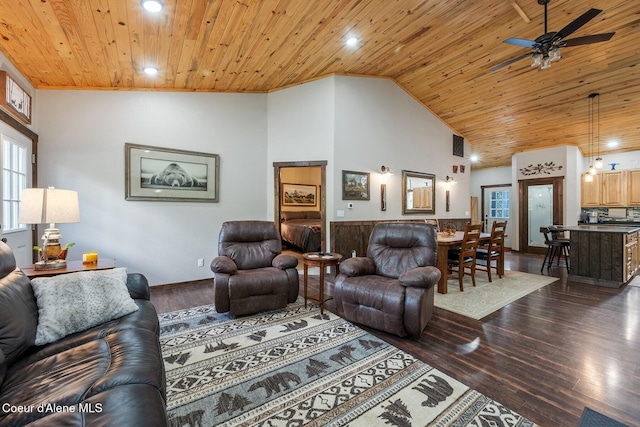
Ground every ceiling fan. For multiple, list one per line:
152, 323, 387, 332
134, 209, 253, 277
491, 0, 615, 72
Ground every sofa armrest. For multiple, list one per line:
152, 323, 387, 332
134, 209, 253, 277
398, 266, 441, 289
211, 256, 237, 275
127, 273, 150, 300
272, 254, 298, 270
339, 257, 376, 277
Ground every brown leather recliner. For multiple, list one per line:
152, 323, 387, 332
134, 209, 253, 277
210, 220, 299, 316
334, 222, 441, 338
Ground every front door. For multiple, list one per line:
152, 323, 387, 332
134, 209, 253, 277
482, 185, 513, 249
1, 122, 32, 267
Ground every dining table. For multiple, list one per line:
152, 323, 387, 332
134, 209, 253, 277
436, 231, 497, 294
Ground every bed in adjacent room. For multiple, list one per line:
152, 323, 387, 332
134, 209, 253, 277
280, 211, 322, 252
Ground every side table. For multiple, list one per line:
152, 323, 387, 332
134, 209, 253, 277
302, 252, 342, 314
21, 258, 117, 279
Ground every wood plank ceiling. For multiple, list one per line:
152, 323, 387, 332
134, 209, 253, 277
0, 0, 638, 169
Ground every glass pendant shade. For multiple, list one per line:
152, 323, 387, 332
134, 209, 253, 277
531, 53, 541, 68
594, 157, 604, 169
585, 173, 593, 183
540, 56, 552, 70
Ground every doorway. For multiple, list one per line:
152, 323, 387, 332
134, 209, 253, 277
519, 177, 564, 254
481, 184, 513, 249
1, 121, 33, 266
273, 161, 327, 252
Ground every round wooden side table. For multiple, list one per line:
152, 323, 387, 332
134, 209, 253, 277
302, 252, 343, 314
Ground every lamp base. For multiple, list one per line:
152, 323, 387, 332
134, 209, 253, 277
33, 259, 67, 271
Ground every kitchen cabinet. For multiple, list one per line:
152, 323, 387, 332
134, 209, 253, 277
566, 225, 640, 287
624, 232, 638, 282
628, 169, 640, 206
581, 170, 627, 207
602, 170, 627, 206
581, 173, 601, 206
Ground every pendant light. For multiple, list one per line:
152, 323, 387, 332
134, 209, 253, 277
593, 93, 603, 169
586, 93, 598, 179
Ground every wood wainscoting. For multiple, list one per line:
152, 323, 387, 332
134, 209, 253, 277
330, 218, 471, 259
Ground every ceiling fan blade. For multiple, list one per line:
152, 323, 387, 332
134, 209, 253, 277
554, 8, 602, 41
490, 52, 532, 72
504, 37, 536, 48
561, 32, 615, 47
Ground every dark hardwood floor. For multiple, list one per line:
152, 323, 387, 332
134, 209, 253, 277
150, 252, 640, 426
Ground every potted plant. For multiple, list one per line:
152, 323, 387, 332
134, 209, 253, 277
33, 242, 75, 260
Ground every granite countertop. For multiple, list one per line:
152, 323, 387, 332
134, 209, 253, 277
564, 225, 640, 233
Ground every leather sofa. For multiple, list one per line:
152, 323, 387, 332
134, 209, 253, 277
211, 220, 299, 316
0, 243, 167, 426
334, 222, 441, 338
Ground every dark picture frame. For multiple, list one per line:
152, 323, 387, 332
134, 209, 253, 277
342, 170, 370, 200
125, 143, 219, 202
0, 71, 31, 124
282, 183, 317, 206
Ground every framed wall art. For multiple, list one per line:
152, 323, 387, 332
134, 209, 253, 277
342, 170, 370, 200
0, 71, 31, 124
125, 143, 219, 202
282, 183, 317, 206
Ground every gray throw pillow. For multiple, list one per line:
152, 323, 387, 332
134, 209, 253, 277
31, 268, 138, 345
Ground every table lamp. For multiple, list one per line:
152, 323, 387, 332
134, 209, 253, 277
18, 187, 80, 270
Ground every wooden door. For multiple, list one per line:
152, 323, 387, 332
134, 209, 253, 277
519, 177, 564, 255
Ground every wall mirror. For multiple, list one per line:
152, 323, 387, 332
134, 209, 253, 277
402, 170, 436, 214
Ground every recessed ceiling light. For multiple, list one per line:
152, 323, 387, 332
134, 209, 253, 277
470, 154, 479, 162
346, 37, 358, 47
142, 66, 158, 75
141, 0, 163, 12
607, 139, 619, 148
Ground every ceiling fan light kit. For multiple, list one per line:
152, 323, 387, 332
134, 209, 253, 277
493, 0, 615, 72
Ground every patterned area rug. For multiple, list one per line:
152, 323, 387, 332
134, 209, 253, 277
159, 300, 539, 426
434, 270, 557, 320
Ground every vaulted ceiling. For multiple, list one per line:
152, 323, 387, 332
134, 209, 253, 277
0, 0, 638, 169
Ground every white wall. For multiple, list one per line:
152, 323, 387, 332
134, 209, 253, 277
267, 77, 336, 221
36, 90, 267, 285
32, 75, 474, 286
332, 76, 470, 222
469, 167, 511, 201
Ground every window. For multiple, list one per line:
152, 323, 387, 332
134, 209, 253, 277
490, 190, 510, 219
2, 136, 28, 232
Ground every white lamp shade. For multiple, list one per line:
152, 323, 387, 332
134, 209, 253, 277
18, 188, 80, 225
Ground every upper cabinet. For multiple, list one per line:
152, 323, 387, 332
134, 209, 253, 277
581, 173, 601, 206
602, 170, 627, 206
581, 170, 627, 207
628, 170, 640, 206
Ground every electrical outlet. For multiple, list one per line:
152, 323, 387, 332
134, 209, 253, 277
197, 258, 204, 267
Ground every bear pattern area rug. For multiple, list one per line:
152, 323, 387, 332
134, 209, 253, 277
159, 300, 539, 427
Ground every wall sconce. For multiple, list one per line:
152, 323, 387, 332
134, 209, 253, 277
445, 176, 456, 183
381, 165, 393, 175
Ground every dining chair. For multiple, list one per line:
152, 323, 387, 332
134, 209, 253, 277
540, 226, 570, 272
425, 218, 440, 232
475, 220, 507, 282
447, 222, 482, 291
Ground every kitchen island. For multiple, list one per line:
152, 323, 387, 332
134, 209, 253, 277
563, 225, 640, 287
